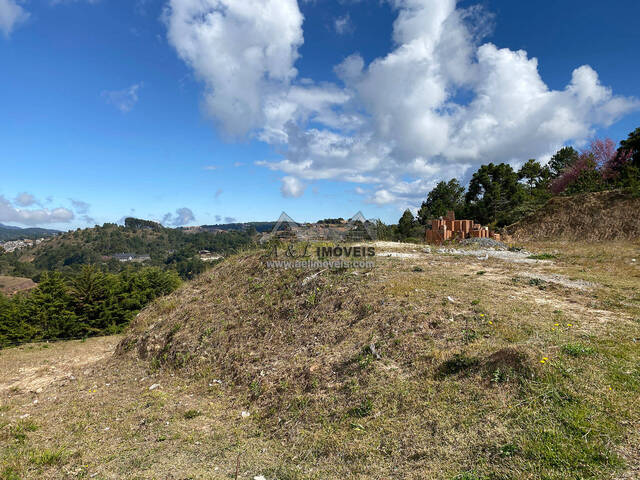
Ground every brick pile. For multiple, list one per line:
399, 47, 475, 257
425, 210, 501, 245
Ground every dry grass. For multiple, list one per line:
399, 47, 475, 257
506, 190, 640, 241
1, 241, 639, 479
0, 276, 36, 297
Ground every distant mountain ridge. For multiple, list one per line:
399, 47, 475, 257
0, 224, 61, 242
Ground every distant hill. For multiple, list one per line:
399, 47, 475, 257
505, 190, 640, 241
0, 218, 254, 279
0, 223, 60, 241
196, 221, 277, 233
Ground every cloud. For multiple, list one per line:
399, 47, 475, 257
0, 0, 29, 38
166, 0, 640, 207
333, 14, 353, 35
0, 195, 74, 225
134, 0, 151, 15
233, 161, 245, 167
81, 214, 97, 225
214, 188, 223, 199
164, 0, 304, 137
14, 192, 37, 207
162, 207, 195, 226
203, 165, 218, 171
70, 198, 90, 214
101, 83, 143, 113
280, 175, 305, 198
212, 215, 236, 223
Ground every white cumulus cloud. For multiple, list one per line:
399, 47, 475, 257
164, 0, 304, 137
334, 14, 353, 35
0, 195, 74, 225
162, 207, 195, 226
0, 0, 29, 37
14, 192, 37, 207
280, 176, 305, 198
165, 0, 640, 206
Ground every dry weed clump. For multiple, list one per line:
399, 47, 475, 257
506, 190, 640, 241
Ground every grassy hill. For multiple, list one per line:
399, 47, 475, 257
0, 219, 254, 279
1, 241, 639, 479
505, 190, 640, 241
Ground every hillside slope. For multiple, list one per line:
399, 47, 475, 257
505, 190, 640, 241
107, 245, 640, 479
0, 220, 252, 278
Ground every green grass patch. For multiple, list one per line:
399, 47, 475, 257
562, 343, 595, 357
29, 448, 68, 467
527, 253, 557, 260
437, 354, 479, 377
348, 398, 373, 418
183, 409, 202, 420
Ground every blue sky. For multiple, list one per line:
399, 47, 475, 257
1, 0, 639, 229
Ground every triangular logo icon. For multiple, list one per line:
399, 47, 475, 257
268, 211, 299, 240
346, 211, 377, 241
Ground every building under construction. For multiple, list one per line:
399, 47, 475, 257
425, 210, 502, 244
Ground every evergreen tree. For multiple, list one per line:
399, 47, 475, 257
548, 147, 579, 178
25, 272, 79, 339
417, 179, 465, 224
619, 127, 640, 168
397, 210, 415, 239
465, 163, 525, 226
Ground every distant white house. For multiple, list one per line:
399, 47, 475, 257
111, 253, 151, 263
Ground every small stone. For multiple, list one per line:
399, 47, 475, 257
149, 384, 160, 391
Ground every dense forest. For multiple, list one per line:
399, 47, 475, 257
0, 220, 254, 347
0, 266, 180, 347
389, 128, 640, 241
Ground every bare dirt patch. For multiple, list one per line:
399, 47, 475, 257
0, 275, 36, 296
0, 336, 121, 395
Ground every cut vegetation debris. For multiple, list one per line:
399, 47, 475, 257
1, 240, 639, 480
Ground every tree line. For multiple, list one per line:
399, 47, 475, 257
0, 265, 181, 348
390, 127, 640, 241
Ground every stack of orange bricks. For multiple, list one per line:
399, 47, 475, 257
425, 210, 501, 244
